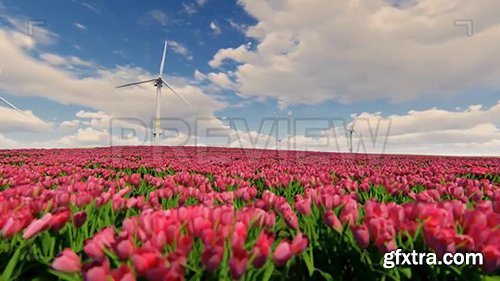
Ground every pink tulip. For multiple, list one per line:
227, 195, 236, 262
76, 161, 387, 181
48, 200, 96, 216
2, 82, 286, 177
351, 224, 370, 249
52, 248, 81, 273
23, 213, 52, 239
113, 235, 134, 261
482, 245, 500, 274
1, 217, 28, 238
291, 232, 309, 256
295, 198, 311, 216
273, 241, 293, 267
340, 200, 359, 226
323, 210, 342, 232
82, 259, 110, 281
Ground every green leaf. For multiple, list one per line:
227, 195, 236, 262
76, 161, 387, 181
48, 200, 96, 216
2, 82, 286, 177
1, 246, 22, 281
48, 270, 80, 281
314, 268, 334, 281
483, 275, 500, 281
261, 263, 275, 281
399, 267, 411, 279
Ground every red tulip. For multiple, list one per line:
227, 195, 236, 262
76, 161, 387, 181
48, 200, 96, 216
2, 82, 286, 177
110, 265, 135, 281
73, 211, 87, 228
229, 247, 248, 280
49, 208, 71, 232
201, 244, 224, 271
252, 231, 274, 268
132, 249, 163, 274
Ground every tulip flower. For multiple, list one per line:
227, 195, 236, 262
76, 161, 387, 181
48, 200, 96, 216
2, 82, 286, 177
291, 232, 309, 256
1, 217, 28, 239
482, 245, 500, 274
323, 210, 342, 233
201, 244, 224, 271
252, 231, 274, 268
72, 211, 87, 228
229, 247, 248, 280
132, 249, 163, 274
49, 208, 71, 232
351, 224, 370, 249
273, 241, 293, 267
52, 248, 81, 273
110, 265, 135, 281
23, 213, 52, 239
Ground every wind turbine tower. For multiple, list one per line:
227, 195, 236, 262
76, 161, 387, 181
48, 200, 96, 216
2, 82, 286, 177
115, 41, 192, 145
347, 127, 356, 153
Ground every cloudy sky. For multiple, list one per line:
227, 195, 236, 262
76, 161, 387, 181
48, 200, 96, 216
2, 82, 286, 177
0, 0, 498, 156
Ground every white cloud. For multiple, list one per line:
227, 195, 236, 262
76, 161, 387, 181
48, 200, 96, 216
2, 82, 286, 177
0, 106, 52, 132
209, 44, 250, 68
227, 19, 247, 34
210, 21, 221, 34
197, 0, 208, 6
207, 72, 233, 89
168, 41, 193, 61
0, 26, 227, 140
59, 120, 81, 131
80, 2, 100, 14
73, 22, 87, 31
182, 3, 197, 15
346, 101, 500, 155
39, 53, 93, 68
58, 127, 109, 146
149, 10, 168, 26
210, 0, 500, 107
0, 133, 19, 148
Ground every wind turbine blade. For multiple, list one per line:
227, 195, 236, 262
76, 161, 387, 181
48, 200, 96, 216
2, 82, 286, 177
159, 41, 167, 77
0, 96, 26, 116
163, 81, 192, 107
115, 79, 156, 89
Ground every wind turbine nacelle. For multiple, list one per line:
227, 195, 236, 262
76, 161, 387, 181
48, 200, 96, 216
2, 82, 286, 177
154, 78, 163, 87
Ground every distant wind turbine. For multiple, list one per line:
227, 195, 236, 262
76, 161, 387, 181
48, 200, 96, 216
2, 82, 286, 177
115, 41, 192, 145
277, 135, 290, 151
346, 127, 356, 153
0, 96, 26, 116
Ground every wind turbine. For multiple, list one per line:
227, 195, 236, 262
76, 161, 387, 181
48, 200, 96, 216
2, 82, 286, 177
346, 127, 356, 153
0, 96, 26, 116
277, 135, 290, 151
115, 41, 192, 145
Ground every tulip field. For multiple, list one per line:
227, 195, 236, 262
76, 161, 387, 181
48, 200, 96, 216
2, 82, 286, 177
0, 147, 499, 281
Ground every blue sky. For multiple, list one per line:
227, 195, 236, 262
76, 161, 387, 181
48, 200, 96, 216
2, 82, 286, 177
0, 0, 499, 155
